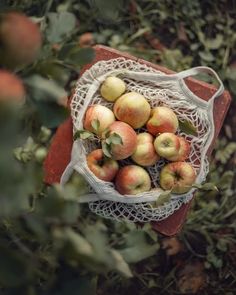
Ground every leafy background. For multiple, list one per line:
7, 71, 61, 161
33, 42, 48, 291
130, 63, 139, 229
0, 0, 236, 294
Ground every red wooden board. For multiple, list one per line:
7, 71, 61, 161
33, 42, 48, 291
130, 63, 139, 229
44, 45, 232, 236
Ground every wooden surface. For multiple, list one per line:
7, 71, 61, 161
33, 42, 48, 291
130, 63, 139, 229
44, 45, 232, 236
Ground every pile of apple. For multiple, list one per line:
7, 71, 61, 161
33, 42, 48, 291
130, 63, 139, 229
81, 76, 196, 196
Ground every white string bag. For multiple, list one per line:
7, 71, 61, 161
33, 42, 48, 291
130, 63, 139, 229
60, 58, 224, 222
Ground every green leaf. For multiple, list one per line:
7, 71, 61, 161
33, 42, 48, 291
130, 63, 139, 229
35, 59, 70, 87
179, 119, 198, 136
87, 0, 124, 22
46, 12, 77, 43
65, 47, 95, 67
152, 190, 171, 207
91, 119, 100, 132
229, 79, 236, 94
109, 132, 123, 145
193, 182, 218, 192
226, 67, 236, 81
215, 142, 236, 164
119, 230, 159, 263
63, 228, 94, 257
36, 188, 80, 224
0, 245, 33, 287
55, 276, 97, 295
110, 250, 133, 278
204, 34, 223, 50
199, 51, 215, 62
102, 141, 112, 158
25, 75, 67, 103
35, 101, 69, 128
74, 130, 94, 140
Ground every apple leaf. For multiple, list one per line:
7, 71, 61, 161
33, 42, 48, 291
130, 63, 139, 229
193, 182, 218, 192
109, 133, 123, 145
118, 230, 159, 263
105, 138, 112, 145
152, 190, 171, 207
179, 119, 198, 136
102, 142, 112, 158
109, 250, 133, 278
91, 119, 100, 132
74, 130, 94, 140
102, 128, 110, 139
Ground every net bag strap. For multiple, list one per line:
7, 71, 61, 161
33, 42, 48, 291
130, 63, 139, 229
123, 66, 224, 103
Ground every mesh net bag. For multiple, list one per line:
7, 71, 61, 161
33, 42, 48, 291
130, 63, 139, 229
61, 58, 224, 222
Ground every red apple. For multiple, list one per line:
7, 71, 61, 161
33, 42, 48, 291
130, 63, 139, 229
146, 106, 179, 135
167, 136, 190, 161
83, 105, 115, 136
159, 162, 196, 194
87, 149, 119, 182
154, 133, 180, 158
0, 70, 25, 103
100, 76, 126, 102
131, 132, 160, 166
0, 12, 42, 68
104, 121, 137, 160
115, 165, 151, 195
113, 92, 151, 129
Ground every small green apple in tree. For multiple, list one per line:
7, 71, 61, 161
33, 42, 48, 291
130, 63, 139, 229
115, 165, 151, 195
100, 76, 126, 102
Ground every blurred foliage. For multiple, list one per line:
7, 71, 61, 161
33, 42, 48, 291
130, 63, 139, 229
0, 0, 235, 294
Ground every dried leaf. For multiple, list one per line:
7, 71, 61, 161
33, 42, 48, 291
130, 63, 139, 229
177, 262, 206, 294
162, 237, 183, 256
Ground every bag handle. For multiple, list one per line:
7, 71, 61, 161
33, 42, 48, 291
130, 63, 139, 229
175, 66, 224, 103
123, 66, 224, 103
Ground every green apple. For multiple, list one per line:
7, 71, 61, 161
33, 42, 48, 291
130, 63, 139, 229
100, 76, 126, 102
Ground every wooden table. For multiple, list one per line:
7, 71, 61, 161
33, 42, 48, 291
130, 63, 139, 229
44, 45, 232, 236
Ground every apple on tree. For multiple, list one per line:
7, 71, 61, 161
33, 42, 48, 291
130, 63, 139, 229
100, 76, 126, 102
146, 106, 179, 135
0, 12, 42, 68
131, 132, 159, 166
115, 165, 151, 195
113, 92, 151, 129
83, 105, 115, 136
0, 70, 25, 103
86, 149, 119, 182
159, 161, 196, 194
